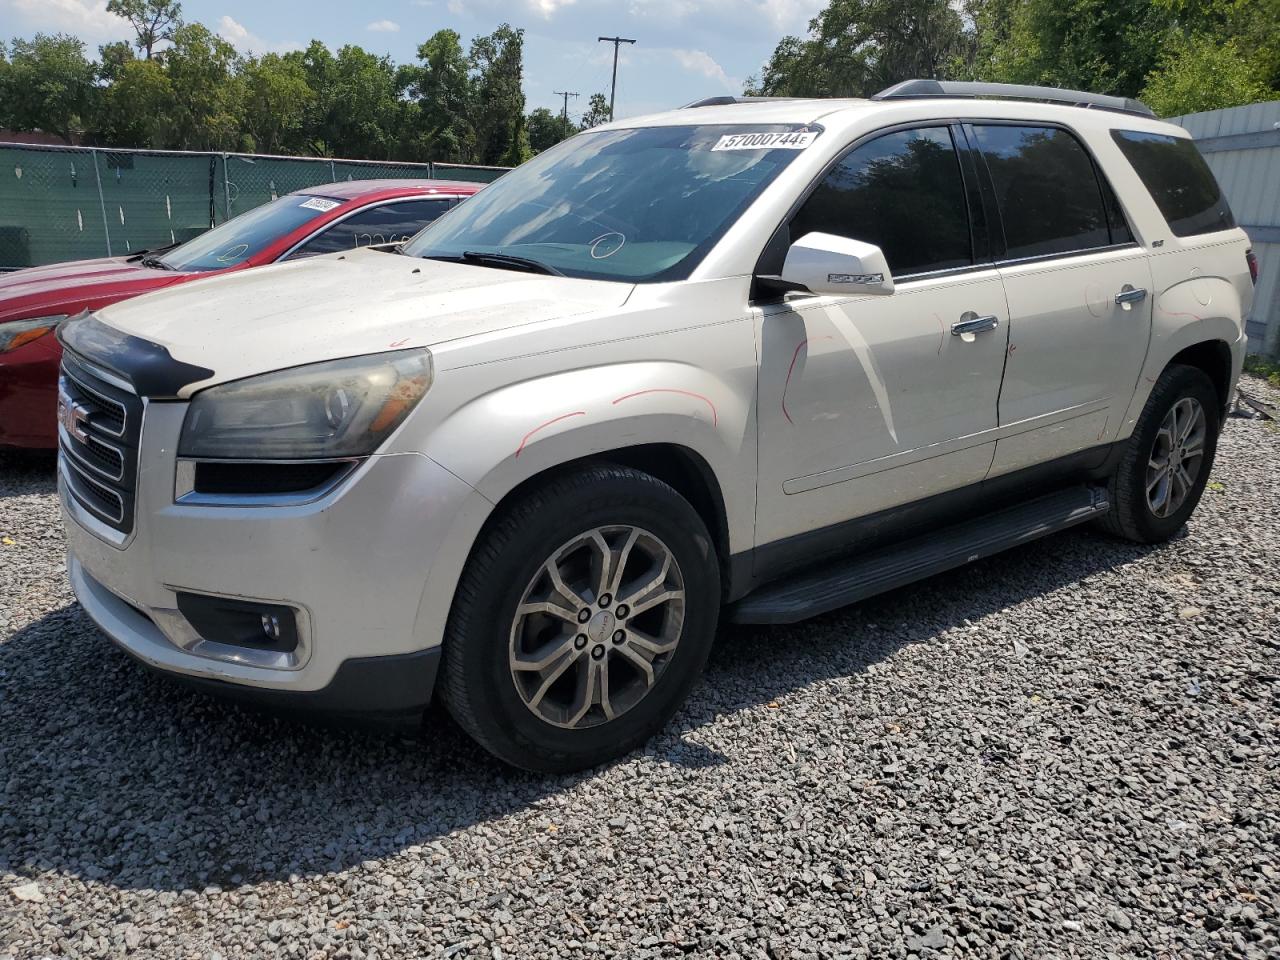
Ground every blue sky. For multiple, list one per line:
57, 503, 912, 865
1, 0, 827, 122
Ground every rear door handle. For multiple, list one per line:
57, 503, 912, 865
952, 314, 1000, 336
1115, 286, 1148, 306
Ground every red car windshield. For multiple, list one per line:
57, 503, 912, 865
160, 194, 344, 272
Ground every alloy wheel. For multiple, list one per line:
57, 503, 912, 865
508, 525, 686, 729
1146, 397, 1207, 518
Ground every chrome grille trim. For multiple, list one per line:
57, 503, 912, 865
58, 425, 125, 483
60, 368, 127, 438
60, 444, 126, 524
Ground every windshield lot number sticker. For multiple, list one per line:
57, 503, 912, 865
299, 197, 341, 212
712, 131, 818, 152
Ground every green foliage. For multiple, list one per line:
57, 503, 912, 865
1141, 34, 1270, 116
579, 93, 611, 130
1242, 354, 1280, 388
754, 0, 1278, 108
526, 106, 567, 153
163, 23, 241, 150
98, 57, 173, 147
2, 33, 98, 141
748, 0, 972, 97
106, 0, 183, 59
240, 53, 314, 154
404, 29, 476, 163
470, 24, 527, 166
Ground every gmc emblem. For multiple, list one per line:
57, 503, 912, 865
57, 387, 91, 444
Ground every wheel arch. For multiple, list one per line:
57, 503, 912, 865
1168, 339, 1234, 417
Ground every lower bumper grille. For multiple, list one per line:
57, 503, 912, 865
59, 352, 143, 534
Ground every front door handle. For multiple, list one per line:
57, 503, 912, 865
1115, 286, 1148, 306
952, 314, 1000, 336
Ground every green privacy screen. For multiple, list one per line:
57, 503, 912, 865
0, 143, 507, 270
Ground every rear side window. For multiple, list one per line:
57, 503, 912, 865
1111, 130, 1235, 237
971, 124, 1115, 260
788, 126, 973, 277
289, 198, 455, 258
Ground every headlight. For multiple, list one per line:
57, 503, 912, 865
0, 314, 67, 354
178, 348, 433, 459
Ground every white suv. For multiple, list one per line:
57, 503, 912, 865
57, 81, 1254, 771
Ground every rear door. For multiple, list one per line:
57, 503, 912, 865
967, 122, 1153, 476
754, 124, 1010, 557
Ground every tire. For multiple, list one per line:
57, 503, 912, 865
440, 463, 721, 772
1099, 363, 1221, 543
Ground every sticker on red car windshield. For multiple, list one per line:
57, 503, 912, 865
299, 197, 341, 212
711, 130, 818, 152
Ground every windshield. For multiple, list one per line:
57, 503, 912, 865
402, 124, 820, 282
161, 194, 344, 272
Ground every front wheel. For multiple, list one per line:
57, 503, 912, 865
1100, 363, 1221, 543
440, 464, 720, 772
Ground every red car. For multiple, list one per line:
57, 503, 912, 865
0, 178, 482, 449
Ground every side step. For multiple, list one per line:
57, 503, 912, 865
730, 485, 1110, 625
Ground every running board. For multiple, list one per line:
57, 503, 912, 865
730, 485, 1110, 625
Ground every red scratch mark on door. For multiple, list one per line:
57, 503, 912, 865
781, 336, 834, 425
515, 411, 586, 458
388, 338, 410, 348
612, 389, 718, 427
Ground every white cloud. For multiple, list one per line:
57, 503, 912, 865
366, 19, 401, 32
215, 15, 301, 55
526, 0, 577, 17
2, 0, 132, 46
669, 48, 736, 90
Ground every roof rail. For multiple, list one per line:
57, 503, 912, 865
871, 79, 1155, 119
682, 96, 803, 108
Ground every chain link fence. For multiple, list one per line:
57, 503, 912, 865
0, 143, 509, 271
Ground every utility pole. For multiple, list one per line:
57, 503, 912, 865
597, 36, 636, 120
554, 90, 579, 139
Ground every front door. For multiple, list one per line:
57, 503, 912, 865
754, 125, 1009, 562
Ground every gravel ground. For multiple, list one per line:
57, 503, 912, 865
2, 377, 1277, 960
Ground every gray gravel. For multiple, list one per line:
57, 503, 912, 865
2, 378, 1278, 960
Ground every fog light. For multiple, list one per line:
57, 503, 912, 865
176, 592, 300, 654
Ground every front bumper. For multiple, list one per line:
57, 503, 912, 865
61, 400, 485, 713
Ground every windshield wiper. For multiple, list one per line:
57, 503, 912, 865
140, 255, 175, 271
455, 250, 564, 277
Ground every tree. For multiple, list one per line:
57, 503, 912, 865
526, 106, 566, 153
240, 53, 314, 153
405, 29, 475, 163
748, 0, 971, 98
470, 24, 527, 166
1140, 34, 1270, 116
107, 0, 183, 59
98, 57, 173, 146
296, 43, 404, 159
97, 40, 135, 83
579, 92, 611, 130
3, 33, 97, 141
163, 23, 242, 149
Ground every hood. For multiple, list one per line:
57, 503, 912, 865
0, 256, 189, 322
93, 247, 634, 393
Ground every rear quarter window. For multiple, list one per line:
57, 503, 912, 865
1110, 130, 1235, 238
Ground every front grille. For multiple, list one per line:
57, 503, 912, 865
59, 352, 143, 534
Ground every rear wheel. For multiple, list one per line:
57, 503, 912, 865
441, 464, 720, 772
1100, 364, 1220, 543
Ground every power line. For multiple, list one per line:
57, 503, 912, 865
553, 90, 579, 139
597, 36, 637, 121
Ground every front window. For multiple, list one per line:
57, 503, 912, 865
161, 194, 345, 272
402, 124, 819, 282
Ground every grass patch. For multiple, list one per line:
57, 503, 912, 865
1243, 353, 1280, 388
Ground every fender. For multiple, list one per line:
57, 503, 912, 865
1118, 276, 1244, 436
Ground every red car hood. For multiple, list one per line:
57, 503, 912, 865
0, 256, 196, 323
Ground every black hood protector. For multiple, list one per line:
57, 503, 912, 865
57, 313, 214, 399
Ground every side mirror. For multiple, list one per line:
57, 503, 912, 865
778, 232, 894, 297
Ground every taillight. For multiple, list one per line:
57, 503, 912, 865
1246, 249, 1258, 285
